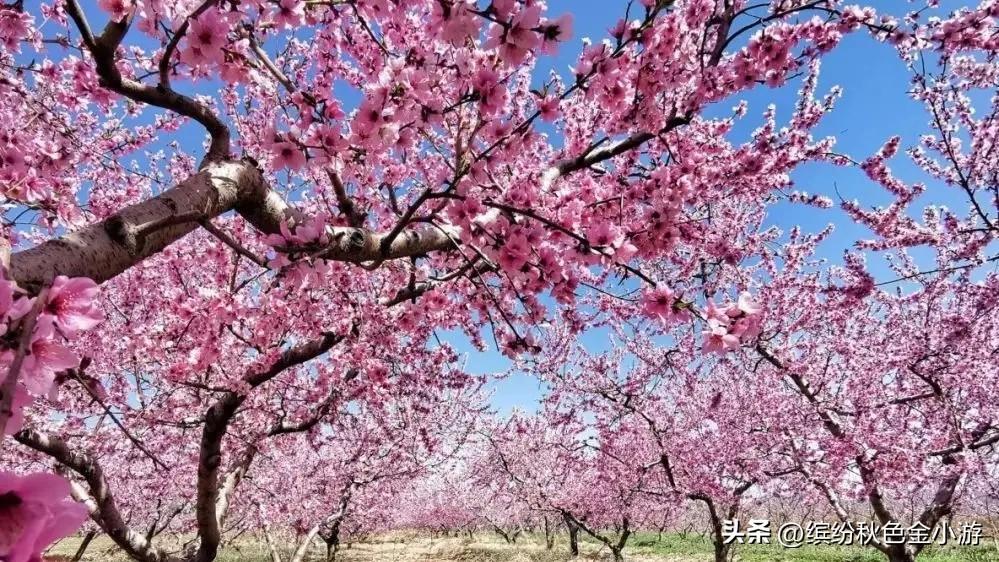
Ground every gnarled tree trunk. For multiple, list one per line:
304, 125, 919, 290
562, 511, 580, 557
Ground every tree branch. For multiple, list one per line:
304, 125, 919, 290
14, 428, 176, 562
66, 0, 230, 162
194, 331, 348, 562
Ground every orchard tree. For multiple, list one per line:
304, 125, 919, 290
477, 412, 661, 561
242, 381, 484, 562
526, 331, 796, 562
0, 1, 998, 562
7, 339, 477, 561
747, 5, 999, 560
391, 469, 484, 538
732, 230, 996, 562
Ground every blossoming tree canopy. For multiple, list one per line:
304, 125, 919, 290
0, 0, 997, 561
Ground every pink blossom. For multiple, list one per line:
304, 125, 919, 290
448, 197, 484, 227
0, 279, 15, 334
272, 0, 305, 28
42, 276, 102, 338
507, 6, 542, 51
587, 222, 624, 249
704, 300, 729, 324
701, 319, 741, 354
97, 0, 133, 21
641, 287, 688, 324
0, 472, 89, 562
0, 9, 32, 52
491, 0, 516, 20
498, 233, 531, 272
22, 318, 79, 395
485, 5, 542, 64
538, 96, 561, 122
642, 288, 674, 318
264, 216, 329, 247
539, 14, 573, 53
1, 385, 29, 436
729, 315, 762, 340
435, 1, 479, 45
297, 218, 326, 244
182, 9, 228, 66
271, 142, 307, 170
472, 68, 507, 116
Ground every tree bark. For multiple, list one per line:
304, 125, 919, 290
562, 511, 580, 557
71, 530, 98, 562
321, 489, 350, 562
261, 523, 283, 562
193, 334, 348, 562
690, 494, 733, 562
8, 160, 458, 293
10, 161, 268, 291
885, 546, 917, 562
324, 534, 340, 562
289, 525, 320, 562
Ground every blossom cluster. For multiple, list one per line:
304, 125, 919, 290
0, 274, 100, 562
701, 292, 763, 354
1, 274, 102, 427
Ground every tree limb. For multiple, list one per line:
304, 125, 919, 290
14, 428, 176, 562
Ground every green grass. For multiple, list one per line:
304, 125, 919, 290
46, 532, 999, 561
624, 531, 999, 562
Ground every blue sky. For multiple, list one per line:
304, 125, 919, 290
483, 0, 981, 413
36, 1, 982, 414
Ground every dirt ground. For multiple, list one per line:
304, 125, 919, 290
47, 535, 691, 562
46, 533, 997, 561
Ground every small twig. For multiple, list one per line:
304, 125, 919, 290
326, 170, 366, 228
200, 220, 269, 268
68, 365, 170, 471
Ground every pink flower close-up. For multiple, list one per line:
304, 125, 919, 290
702, 319, 741, 354
42, 276, 102, 338
0, 472, 88, 562
271, 142, 307, 170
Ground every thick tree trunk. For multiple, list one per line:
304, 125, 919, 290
288, 525, 320, 562
618, 524, 631, 561
886, 545, 917, 562
543, 516, 554, 550
9, 161, 271, 290
261, 524, 283, 562
9, 160, 457, 293
562, 512, 580, 557
71, 530, 98, 562
712, 537, 732, 562
689, 494, 732, 562
324, 539, 339, 562
323, 524, 341, 562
